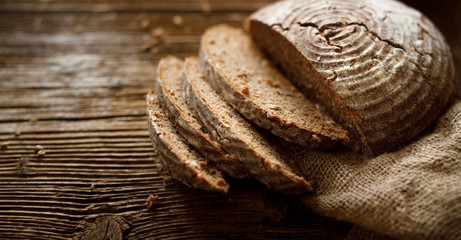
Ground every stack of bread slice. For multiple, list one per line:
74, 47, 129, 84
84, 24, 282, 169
147, 25, 349, 195
147, 0, 456, 195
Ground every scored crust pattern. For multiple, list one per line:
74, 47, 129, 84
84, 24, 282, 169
248, 0, 457, 155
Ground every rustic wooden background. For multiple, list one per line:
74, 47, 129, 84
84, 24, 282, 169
0, 0, 459, 239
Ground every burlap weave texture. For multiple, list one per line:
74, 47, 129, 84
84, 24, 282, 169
296, 101, 461, 239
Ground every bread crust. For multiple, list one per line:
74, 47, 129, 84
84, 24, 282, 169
247, 0, 457, 155
182, 57, 313, 195
200, 24, 349, 149
146, 89, 229, 193
155, 56, 252, 179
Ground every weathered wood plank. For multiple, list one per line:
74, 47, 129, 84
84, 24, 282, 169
2, 0, 457, 239
0, 0, 275, 13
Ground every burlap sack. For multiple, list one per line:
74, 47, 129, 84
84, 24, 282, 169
294, 100, 461, 240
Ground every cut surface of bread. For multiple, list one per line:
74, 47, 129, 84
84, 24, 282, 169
155, 56, 252, 179
182, 57, 313, 195
146, 89, 229, 193
247, 0, 457, 155
199, 24, 349, 148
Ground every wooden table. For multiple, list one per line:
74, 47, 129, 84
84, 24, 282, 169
0, 0, 459, 239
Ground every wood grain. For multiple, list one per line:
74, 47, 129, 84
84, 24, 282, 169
0, 0, 458, 238
0, 1, 352, 239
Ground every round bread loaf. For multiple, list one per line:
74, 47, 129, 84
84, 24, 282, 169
247, 0, 457, 155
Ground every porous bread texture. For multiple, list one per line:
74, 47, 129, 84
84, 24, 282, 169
247, 0, 457, 155
146, 89, 229, 193
200, 24, 349, 149
155, 56, 252, 179
182, 56, 313, 195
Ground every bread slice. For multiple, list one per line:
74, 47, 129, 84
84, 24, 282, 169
155, 55, 252, 179
199, 24, 348, 148
146, 89, 229, 193
246, 0, 457, 155
182, 57, 313, 195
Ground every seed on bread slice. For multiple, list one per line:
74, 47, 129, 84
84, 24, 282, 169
146, 88, 229, 193
155, 55, 252, 179
182, 56, 313, 195
199, 24, 349, 148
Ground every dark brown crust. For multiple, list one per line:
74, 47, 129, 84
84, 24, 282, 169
182, 56, 313, 195
247, 20, 369, 154
146, 89, 229, 193
155, 56, 252, 179
247, 0, 457, 155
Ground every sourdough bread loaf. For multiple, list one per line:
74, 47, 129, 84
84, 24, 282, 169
146, 89, 229, 193
155, 56, 252, 179
247, 0, 457, 155
199, 24, 349, 148
182, 57, 313, 195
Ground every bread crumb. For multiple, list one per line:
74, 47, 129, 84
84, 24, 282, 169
151, 27, 165, 39
201, 1, 211, 16
172, 15, 184, 27
34, 145, 43, 152
163, 176, 173, 183
163, 176, 173, 187
217, 179, 227, 187
0, 142, 8, 150
140, 18, 150, 30
85, 204, 94, 211
240, 85, 250, 95
90, 183, 95, 190
29, 117, 38, 122
74, 25, 84, 33
311, 134, 321, 143
141, 38, 159, 52
145, 194, 159, 209
37, 149, 46, 157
